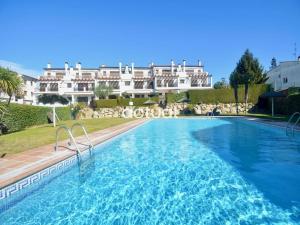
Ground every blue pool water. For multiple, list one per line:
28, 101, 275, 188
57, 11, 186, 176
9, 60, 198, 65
0, 118, 300, 224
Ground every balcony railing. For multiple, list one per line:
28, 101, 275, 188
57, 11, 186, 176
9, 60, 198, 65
191, 83, 211, 87
73, 87, 94, 92
38, 87, 58, 92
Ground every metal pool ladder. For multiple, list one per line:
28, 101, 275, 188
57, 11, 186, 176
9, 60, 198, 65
286, 112, 300, 136
54, 123, 94, 158
55, 125, 82, 157
71, 123, 94, 151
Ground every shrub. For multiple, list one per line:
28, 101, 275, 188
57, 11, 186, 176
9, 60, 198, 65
70, 103, 86, 119
188, 84, 268, 104
273, 94, 300, 115
288, 87, 300, 96
0, 103, 71, 133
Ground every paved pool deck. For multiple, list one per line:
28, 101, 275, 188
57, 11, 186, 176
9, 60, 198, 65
0, 116, 298, 189
0, 119, 148, 189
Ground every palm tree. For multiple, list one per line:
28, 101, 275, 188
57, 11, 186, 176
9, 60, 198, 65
0, 67, 23, 104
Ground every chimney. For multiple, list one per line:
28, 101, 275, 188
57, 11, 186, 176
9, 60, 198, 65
183, 60, 186, 72
119, 62, 122, 74
47, 63, 51, 69
171, 59, 174, 75
198, 60, 202, 66
131, 62, 134, 74
76, 62, 82, 70
64, 61, 69, 70
125, 65, 129, 74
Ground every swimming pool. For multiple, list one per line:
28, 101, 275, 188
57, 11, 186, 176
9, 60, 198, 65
0, 118, 299, 224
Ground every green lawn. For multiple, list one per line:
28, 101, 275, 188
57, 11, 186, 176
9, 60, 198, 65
215, 113, 289, 121
245, 113, 289, 121
0, 118, 135, 155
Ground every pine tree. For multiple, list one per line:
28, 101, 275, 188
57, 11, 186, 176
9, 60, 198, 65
229, 49, 266, 113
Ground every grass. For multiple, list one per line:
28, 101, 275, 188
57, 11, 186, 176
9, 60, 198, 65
179, 112, 289, 121
0, 118, 135, 155
244, 113, 289, 121
213, 112, 289, 121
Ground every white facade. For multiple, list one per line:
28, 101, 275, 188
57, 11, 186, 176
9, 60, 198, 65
267, 59, 300, 91
35, 60, 212, 104
0, 74, 37, 104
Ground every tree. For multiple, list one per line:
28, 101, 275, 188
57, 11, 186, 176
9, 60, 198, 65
229, 49, 267, 113
38, 94, 69, 104
214, 78, 228, 89
94, 84, 113, 99
0, 67, 23, 104
271, 57, 277, 69
229, 69, 241, 114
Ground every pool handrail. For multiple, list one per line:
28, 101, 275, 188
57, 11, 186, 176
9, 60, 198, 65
291, 114, 300, 136
70, 123, 94, 151
286, 112, 300, 136
54, 125, 82, 157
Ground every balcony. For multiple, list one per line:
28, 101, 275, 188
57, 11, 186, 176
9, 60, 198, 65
191, 83, 212, 88
38, 87, 58, 92
73, 87, 94, 92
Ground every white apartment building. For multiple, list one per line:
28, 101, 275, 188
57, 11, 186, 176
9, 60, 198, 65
0, 74, 37, 104
267, 57, 300, 91
35, 60, 212, 104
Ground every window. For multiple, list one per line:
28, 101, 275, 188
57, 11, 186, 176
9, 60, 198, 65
67, 83, 72, 88
125, 81, 131, 86
283, 77, 288, 84
103, 71, 107, 76
82, 73, 92, 79
180, 79, 185, 84
40, 83, 47, 91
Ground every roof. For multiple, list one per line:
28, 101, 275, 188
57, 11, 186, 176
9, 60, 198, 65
267, 60, 300, 73
152, 65, 203, 68
44, 65, 204, 71
21, 74, 38, 81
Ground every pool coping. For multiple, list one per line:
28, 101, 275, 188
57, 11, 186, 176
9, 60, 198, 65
0, 119, 148, 191
177, 115, 300, 131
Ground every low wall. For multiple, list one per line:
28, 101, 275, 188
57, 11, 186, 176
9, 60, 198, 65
77, 103, 255, 119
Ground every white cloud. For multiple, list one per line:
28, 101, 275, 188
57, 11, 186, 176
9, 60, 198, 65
0, 59, 41, 77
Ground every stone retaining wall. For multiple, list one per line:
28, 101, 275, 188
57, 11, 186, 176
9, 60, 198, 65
77, 103, 255, 119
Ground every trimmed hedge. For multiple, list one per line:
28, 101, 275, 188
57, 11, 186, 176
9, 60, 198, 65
273, 94, 300, 115
1, 103, 71, 133
166, 92, 187, 103
93, 97, 159, 108
188, 84, 269, 104
55, 107, 72, 121
93, 99, 118, 108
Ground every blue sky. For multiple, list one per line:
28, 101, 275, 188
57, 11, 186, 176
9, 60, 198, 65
0, 0, 299, 83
